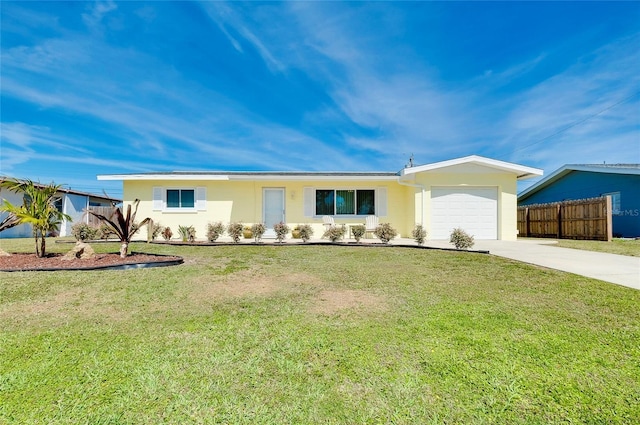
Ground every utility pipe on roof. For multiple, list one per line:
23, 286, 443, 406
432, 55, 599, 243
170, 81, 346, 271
397, 176, 425, 227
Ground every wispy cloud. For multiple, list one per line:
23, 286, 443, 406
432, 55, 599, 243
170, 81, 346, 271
200, 1, 285, 73
1, 0, 637, 196
82, 0, 118, 30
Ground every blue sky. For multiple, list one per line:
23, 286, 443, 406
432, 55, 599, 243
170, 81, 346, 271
1, 1, 639, 199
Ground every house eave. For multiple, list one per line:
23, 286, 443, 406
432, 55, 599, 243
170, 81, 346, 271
400, 155, 543, 180
518, 164, 640, 200
98, 172, 399, 182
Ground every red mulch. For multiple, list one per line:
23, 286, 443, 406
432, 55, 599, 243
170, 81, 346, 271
0, 252, 183, 271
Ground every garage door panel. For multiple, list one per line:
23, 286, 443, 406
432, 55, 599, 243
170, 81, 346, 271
431, 187, 498, 239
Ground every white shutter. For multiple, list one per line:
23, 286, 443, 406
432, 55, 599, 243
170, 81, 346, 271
152, 187, 163, 211
303, 187, 314, 217
376, 187, 387, 217
196, 187, 206, 211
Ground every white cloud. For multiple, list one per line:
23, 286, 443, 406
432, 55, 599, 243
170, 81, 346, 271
82, 0, 118, 30
200, 1, 285, 73
500, 34, 640, 169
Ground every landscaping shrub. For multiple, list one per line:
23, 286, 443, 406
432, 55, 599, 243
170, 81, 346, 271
206, 222, 225, 242
178, 225, 196, 242
412, 224, 427, 245
88, 199, 151, 258
227, 222, 244, 243
323, 225, 346, 243
374, 223, 398, 244
147, 220, 162, 241
98, 223, 116, 240
161, 226, 173, 241
250, 223, 266, 243
242, 226, 253, 239
450, 227, 474, 249
273, 222, 290, 243
351, 224, 366, 242
71, 223, 99, 242
297, 224, 314, 242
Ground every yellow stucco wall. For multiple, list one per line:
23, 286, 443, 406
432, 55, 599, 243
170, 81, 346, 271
122, 170, 519, 241
410, 172, 518, 240
124, 179, 410, 240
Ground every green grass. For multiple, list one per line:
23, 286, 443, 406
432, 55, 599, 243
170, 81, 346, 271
1, 238, 639, 424
553, 238, 640, 257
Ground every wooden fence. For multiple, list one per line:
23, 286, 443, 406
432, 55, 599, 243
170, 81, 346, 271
86, 206, 117, 227
518, 196, 612, 241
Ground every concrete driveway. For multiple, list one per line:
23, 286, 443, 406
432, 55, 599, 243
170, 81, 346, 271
422, 239, 640, 290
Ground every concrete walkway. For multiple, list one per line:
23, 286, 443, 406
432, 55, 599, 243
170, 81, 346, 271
418, 238, 640, 290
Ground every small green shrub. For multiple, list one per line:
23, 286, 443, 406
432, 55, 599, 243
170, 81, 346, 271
206, 222, 225, 242
161, 226, 173, 241
98, 223, 116, 240
147, 220, 162, 241
351, 224, 366, 242
322, 225, 346, 243
242, 226, 253, 239
251, 223, 266, 243
178, 225, 196, 242
227, 222, 244, 243
450, 227, 474, 250
71, 223, 99, 242
297, 224, 314, 242
412, 224, 427, 245
273, 222, 290, 243
374, 223, 398, 244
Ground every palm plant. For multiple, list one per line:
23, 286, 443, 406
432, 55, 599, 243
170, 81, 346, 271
0, 212, 21, 256
1, 178, 71, 257
0, 212, 20, 233
88, 199, 150, 257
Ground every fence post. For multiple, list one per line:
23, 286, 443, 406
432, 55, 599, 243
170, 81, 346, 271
525, 207, 530, 237
556, 204, 562, 239
605, 195, 613, 242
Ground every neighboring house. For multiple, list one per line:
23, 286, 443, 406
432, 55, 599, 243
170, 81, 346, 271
98, 155, 542, 241
0, 179, 121, 238
518, 164, 640, 237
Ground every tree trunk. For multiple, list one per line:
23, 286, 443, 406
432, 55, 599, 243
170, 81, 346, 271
120, 242, 128, 258
40, 235, 46, 258
34, 234, 40, 257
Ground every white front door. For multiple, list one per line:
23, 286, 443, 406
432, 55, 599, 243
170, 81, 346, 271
263, 188, 285, 238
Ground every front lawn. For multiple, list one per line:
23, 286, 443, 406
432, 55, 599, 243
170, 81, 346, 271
1, 239, 638, 424
554, 238, 640, 257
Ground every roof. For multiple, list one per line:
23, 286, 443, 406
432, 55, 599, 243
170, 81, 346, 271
98, 155, 542, 182
1, 176, 121, 203
98, 171, 399, 181
400, 155, 543, 180
518, 164, 640, 200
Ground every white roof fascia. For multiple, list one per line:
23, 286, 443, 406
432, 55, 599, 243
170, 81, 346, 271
98, 174, 230, 181
400, 155, 543, 180
518, 164, 640, 199
228, 175, 397, 181
97, 173, 397, 182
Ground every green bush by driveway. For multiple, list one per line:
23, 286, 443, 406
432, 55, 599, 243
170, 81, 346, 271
1, 239, 638, 424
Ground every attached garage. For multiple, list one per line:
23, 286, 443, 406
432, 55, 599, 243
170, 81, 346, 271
431, 187, 498, 239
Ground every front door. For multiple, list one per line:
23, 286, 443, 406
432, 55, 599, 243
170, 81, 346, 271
263, 188, 285, 238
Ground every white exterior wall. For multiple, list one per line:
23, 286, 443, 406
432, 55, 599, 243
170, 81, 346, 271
0, 190, 32, 238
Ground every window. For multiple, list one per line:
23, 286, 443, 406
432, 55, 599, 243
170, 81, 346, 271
167, 189, 195, 208
603, 192, 621, 215
315, 189, 375, 215
153, 186, 206, 212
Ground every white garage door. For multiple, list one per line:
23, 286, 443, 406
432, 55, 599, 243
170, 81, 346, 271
431, 187, 498, 239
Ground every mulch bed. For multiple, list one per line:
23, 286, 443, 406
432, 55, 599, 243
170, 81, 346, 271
0, 252, 183, 272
